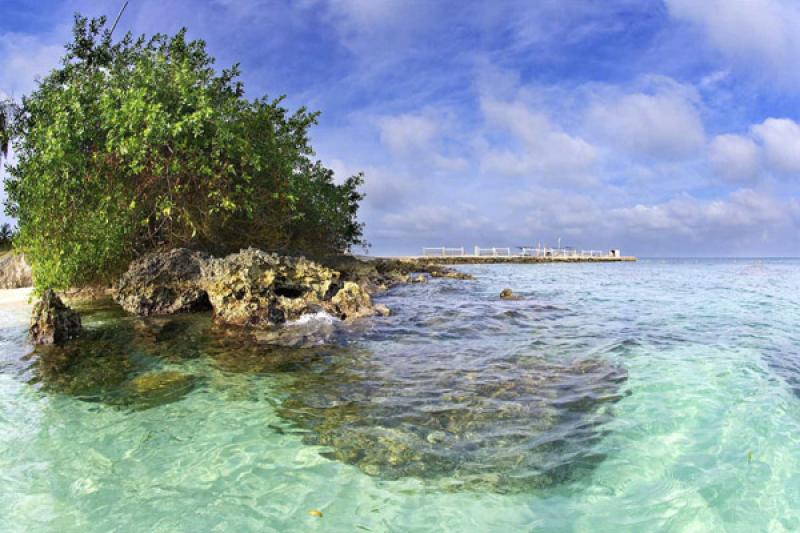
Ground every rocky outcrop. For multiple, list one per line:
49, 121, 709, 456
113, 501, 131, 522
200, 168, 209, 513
115, 248, 211, 316
202, 248, 342, 326
115, 248, 380, 327
29, 289, 82, 345
0, 253, 32, 289
115, 249, 474, 329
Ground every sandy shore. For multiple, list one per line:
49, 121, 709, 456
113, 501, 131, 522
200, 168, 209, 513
0, 287, 34, 309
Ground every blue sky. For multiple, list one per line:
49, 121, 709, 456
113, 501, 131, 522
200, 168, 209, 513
3, 0, 800, 256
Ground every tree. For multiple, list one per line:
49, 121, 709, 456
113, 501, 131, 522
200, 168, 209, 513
0, 102, 9, 160
3, 15, 366, 290
0, 223, 12, 243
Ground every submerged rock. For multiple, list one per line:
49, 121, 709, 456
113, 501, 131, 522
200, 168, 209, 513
0, 253, 32, 289
279, 355, 627, 492
29, 289, 82, 345
26, 311, 204, 410
125, 370, 197, 409
115, 248, 211, 316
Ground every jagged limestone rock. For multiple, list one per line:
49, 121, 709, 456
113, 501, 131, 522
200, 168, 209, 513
202, 248, 343, 326
29, 289, 82, 345
329, 281, 374, 320
114, 248, 380, 328
114, 248, 471, 329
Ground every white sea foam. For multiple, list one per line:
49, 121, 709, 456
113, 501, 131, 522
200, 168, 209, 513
286, 311, 338, 327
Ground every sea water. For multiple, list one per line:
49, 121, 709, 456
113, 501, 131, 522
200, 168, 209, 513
2, 259, 800, 532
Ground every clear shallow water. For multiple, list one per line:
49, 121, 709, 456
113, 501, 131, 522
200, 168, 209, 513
2, 259, 800, 532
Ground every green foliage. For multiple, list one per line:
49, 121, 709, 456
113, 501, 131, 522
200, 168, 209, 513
3, 15, 366, 290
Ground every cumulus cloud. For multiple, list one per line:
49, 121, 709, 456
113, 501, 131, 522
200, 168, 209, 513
611, 189, 792, 235
706, 118, 800, 183
750, 118, 800, 175
586, 81, 705, 160
709, 134, 761, 183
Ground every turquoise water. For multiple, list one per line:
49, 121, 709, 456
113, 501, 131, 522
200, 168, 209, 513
2, 259, 800, 532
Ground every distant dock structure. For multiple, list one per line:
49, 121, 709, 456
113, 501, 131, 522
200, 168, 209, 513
406, 244, 635, 264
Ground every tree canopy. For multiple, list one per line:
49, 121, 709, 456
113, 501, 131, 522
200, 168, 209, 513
2, 15, 366, 290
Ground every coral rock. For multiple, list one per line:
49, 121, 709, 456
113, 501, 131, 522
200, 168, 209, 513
329, 281, 375, 320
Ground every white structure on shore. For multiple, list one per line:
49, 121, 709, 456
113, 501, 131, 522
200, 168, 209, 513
421, 245, 622, 258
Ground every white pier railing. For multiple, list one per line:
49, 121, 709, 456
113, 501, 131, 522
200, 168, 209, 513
474, 247, 511, 257
421, 245, 622, 258
520, 247, 608, 258
422, 247, 466, 257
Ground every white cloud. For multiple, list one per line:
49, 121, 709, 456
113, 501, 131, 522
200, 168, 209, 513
709, 134, 760, 183
318, 0, 439, 58
666, 0, 800, 86
480, 98, 597, 182
0, 33, 63, 97
611, 189, 795, 237
751, 118, 800, 175
587, 82, 705, 160
378, 113, 467, 172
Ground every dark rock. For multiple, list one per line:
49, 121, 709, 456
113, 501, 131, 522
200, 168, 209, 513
0, 253, 32, 289
115, 248, 211, 316
29, 289, 82, 345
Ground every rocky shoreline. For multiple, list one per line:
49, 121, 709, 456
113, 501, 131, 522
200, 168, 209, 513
21, 248, 474, 345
